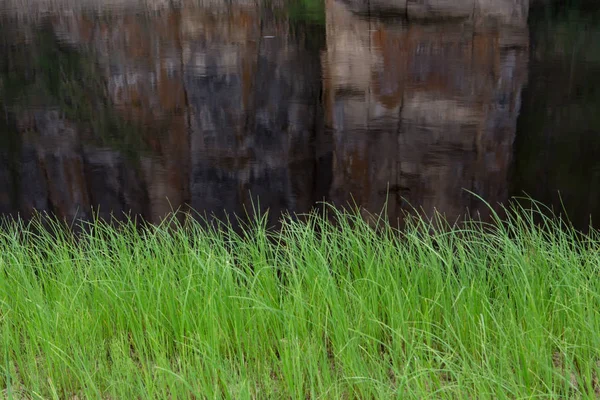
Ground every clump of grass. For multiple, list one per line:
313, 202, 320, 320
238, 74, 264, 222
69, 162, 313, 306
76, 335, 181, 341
1, 202, 599, 399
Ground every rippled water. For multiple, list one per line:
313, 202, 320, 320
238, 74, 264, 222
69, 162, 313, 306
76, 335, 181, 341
0, 0, 599, 229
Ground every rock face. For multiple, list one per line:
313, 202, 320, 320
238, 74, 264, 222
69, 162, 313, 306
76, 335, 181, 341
322, 0, 529, 224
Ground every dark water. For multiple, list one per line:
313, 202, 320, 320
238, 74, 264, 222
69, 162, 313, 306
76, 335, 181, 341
0, 0, 599, 229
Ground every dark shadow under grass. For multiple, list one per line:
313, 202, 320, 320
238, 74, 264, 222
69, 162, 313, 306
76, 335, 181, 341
1, 201, 599, 399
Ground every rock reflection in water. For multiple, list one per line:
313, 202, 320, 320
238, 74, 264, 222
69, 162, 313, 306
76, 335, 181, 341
323, 0, 528, 225
0, 0, 533, 226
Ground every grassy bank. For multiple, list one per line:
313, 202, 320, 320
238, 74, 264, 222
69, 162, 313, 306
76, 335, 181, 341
1, 204, 600, 399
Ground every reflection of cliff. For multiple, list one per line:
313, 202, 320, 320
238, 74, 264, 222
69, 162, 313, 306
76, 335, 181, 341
53, 8, 192, 222
323, 0, 529, 224
1, 9, 189, 222
1, 0, 533, 225
0, 23, 152, 222
0, 2, 325, 224
181, 5, 325, 223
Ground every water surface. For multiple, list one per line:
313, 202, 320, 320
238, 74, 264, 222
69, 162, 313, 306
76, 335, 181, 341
1, 0, 599, 229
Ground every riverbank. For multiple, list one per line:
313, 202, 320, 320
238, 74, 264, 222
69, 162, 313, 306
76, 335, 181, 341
1, 205, 599, 398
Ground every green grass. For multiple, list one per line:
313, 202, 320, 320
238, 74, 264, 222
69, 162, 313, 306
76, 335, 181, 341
1, 202, 600, 399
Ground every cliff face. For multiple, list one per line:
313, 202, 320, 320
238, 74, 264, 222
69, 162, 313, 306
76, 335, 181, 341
323, 0, 529, 224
